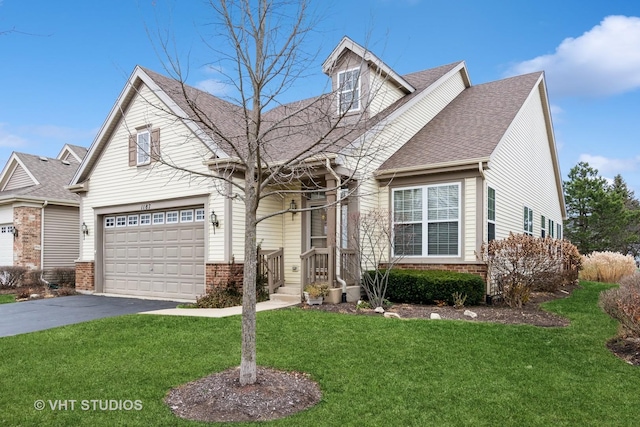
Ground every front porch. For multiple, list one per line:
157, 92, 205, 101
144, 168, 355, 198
258, 246, 361, 304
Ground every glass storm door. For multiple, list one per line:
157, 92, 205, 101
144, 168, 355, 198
308, 203, 327, 249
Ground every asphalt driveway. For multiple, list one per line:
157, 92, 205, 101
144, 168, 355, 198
0, 295, 180, 337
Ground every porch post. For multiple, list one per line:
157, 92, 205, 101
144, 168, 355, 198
325, 173, 337, 287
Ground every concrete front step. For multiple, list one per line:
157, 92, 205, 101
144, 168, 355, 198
269, 293, 301, 303
275, 285, 301, 295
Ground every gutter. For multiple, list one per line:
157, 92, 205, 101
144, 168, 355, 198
375, 157, 490, 180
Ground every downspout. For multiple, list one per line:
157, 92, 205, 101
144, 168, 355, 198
478, 161, 486, 179
326, 159, 347, 302
41, 200, 48, 271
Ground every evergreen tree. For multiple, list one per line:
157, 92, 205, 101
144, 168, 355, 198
563, 162, 628, 254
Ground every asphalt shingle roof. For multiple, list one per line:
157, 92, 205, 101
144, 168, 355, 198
0, 153, 82, 202
142, 62, 463, 164
379, 72, 543, 171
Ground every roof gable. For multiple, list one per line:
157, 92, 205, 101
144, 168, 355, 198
322, 36, 415, 95
0, 152, 81, 204
378, 72, 544, 172
57, 144, 88, 163
0, 154, 38, 191
71, 66, 246, 186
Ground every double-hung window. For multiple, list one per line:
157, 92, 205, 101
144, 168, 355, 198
137, 130, 150, 165
338, 68, 360, 113
523, 206, 533, 236
487, 187, 496, 242
541, 215, 546, 238
549, 219, 555, 238
393, 183, 460, 257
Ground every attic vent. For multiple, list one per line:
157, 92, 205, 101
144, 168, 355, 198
61, 160, 71, 165
39, 156, 48, 162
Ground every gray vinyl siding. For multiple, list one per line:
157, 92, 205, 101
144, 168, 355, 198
43, 205, 80, 269
3, 165, 35, 191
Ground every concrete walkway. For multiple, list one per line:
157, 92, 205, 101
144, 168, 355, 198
140, 300, 299, 318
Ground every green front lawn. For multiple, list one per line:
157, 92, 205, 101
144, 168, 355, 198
0, 294, 15, 304
1, 281, 638, 426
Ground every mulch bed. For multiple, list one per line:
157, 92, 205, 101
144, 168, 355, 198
165, 367, 321, 423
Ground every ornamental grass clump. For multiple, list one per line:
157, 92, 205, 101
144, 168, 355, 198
599, 273, 640, 337
579, 251, 637, 283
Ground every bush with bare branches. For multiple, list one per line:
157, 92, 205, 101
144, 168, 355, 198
482, 234, 581, 308
0, 266, 27, 288
599, 273, 640, 337
579, 251, 637, 283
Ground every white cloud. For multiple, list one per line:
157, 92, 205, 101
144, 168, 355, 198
0, 123, 26, 148
506, 15, 640, 97
578, 153, 640, 176
195, 65, 231, 96
196, 79, 230, 96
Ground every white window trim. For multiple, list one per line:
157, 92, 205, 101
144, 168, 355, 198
166, 211, 179, 224
523, 206, 533, 236
153, 212, 165, 225
116, 216, 127, 227
487, 187, 496, 242
137, 130, 150, 166
128, 215, 138, 226
180, 209, 194, 223
392, 183, 461, 258
337, 68, 361, 114
195, 208, 205, 222
139, 213, 151, 226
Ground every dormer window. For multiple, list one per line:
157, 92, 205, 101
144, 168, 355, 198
137, 130, 151, 165
338, 68, 360, 113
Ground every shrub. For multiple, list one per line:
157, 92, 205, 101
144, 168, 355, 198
377, 269, 485, 306
49, 268, 76, 287
482, 234, 581, 308
599, 273, 640, 337
23, 269, 43, 287
196, 274, 269, 308
579, 251, 636, 283
0, 267, 27, 288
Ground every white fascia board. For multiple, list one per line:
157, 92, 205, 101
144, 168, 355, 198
71, 66, 230, 186
322, 36, 415, 94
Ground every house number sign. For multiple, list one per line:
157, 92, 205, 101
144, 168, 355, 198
140, 204, 151, 211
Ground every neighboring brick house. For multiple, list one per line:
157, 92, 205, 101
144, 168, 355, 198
0, 144, 87, 272
69, 37, 565, 302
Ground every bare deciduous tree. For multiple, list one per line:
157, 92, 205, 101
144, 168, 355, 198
143, 0, 394, 385
348, 209, 408, 309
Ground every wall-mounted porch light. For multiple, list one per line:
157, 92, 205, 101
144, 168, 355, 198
12, 226, 18, 239
82, 222, 89, 237
289, 199, 297, 221
210, 210, 219, 234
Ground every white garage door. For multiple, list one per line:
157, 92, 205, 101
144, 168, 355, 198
103, 207, 205, 300
0, 224, 14, 266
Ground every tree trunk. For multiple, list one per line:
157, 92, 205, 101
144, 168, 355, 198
240, 182, 258, 385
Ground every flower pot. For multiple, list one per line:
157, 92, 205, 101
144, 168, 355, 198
304, 292, 323, 305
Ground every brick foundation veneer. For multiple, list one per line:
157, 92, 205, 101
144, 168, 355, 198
13, 207, 42, 269
75, 261, 95, 291
206, 262, 244, 293
381, 263, 488, 282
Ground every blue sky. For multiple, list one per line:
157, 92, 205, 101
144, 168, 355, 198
1, 0, 639, 193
